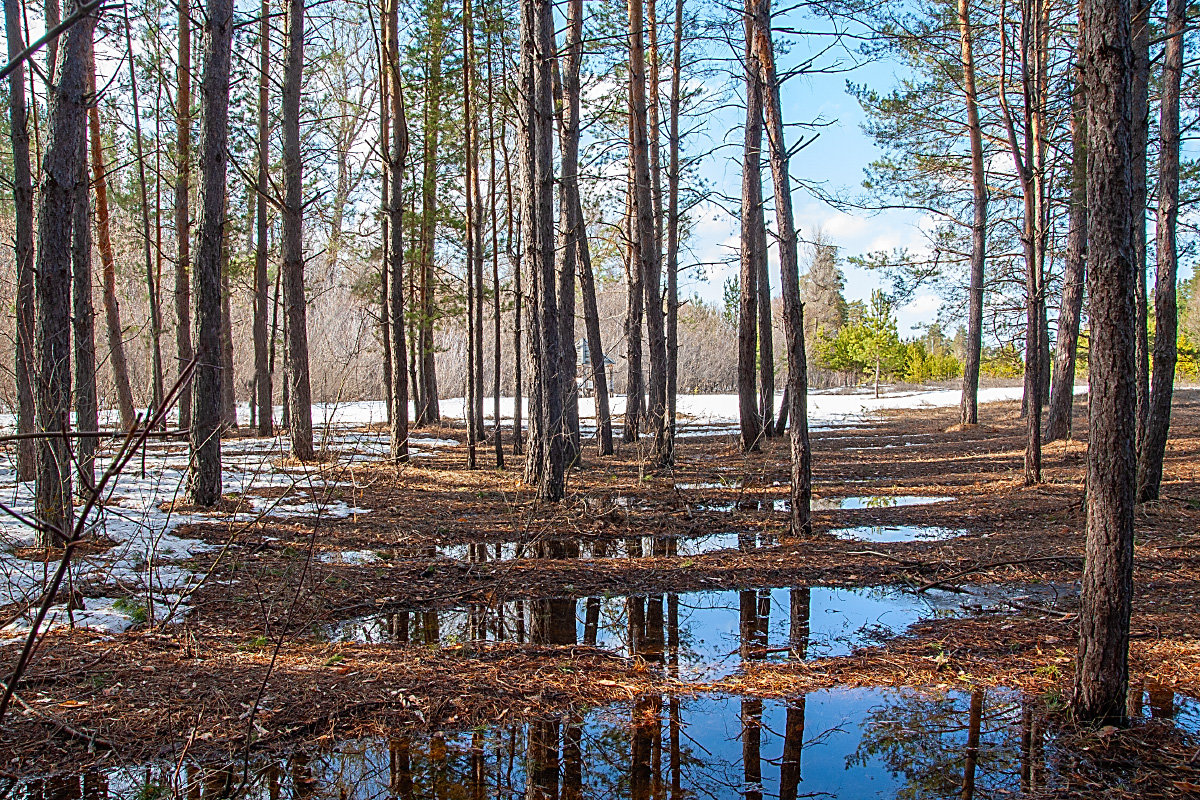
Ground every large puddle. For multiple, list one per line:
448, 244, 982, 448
830, 525, 968, 543
324, 584, 1070, 680
22, 685, 1199, 799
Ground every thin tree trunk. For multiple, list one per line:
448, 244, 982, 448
1073, 0, 1136, 726
486, 18, 506, 468
72, 130, 97, 494
281, 0, 315, 460
34, 0, 93, 547
416, 3, 445, 426
737, 0, 765, 452
753, 0, 810, 537
499, 102, 523, 454
622, 162, 644, 444
124, 2, 165, 414
629, 0, 668, 463
88, 56, 137, 430
175, 0, 194, 429
386, 0, 410, 464
464, 0, 479, 470
1046, 38, 1087, 443
220, 252, 237, 427
186, 0, 234, 506
379, 16, 393, 427
1136, 0, 1184, 502
1131, 0, 1150, 450
4, 0, 38, 481
254, 0, 272, 436
958, 0, 986, 427
756, 232, 774, 434
665, 0, 683, 461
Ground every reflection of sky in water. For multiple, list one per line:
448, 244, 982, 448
34, 685, 1198, 799
326, 585, 1061, 681
830, 525, 968, 543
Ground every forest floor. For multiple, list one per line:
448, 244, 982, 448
4, 390, 1200, 798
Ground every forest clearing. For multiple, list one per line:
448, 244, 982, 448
2, 388, 1200, 797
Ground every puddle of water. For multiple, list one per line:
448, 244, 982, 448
376, 533, 756, 565
28, 684, 1198, 799
811, 495, 954, 510
831, 525, 968, 543
324, 584, 1053, 680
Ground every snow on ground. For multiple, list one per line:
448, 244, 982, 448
0, 384, 1074, 637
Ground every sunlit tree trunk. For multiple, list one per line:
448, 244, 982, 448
664, 0, 683, 461
386, 0, 410, 464
175, 0, 194, 429
73, 133, 97, 494
186, 0, 234, 506
1131, 0, 1150, 451
1074, 0, 1136, 727
958, 0, 986, 427
1136, 0, 1184, 502
253, 0, 272, 436
737, 0, 765, 452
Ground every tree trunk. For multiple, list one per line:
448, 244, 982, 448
1046, 40, 1087, 443
254, 0, 272, 436
1073, 0, 1136, 727
622, 162, 644, 444
958, 0, 986, 427
1131, 0, 1150, 450
72, 130, 97, 495
519, 0, 565, 500
753, 0, 810, 537
665, 0, 683, 462
500, 121, 523, 454
281, 0, 315, 460
220, 252, 237, 427
630, 0, 668, 464
554, 45, 582, 467
485, 17, 504, 468
386, 0, 410, 464
416, 2, 445, 426
124, 3, 164, 415
737, 0, 765, 453
4, 0, 38, 481
88, 56, 137, 430
34, 0, 94, 547
175, 0, 194, 430
1136, 0, 1183, 502
186, 0, 234, 507
464, 0, 479, 469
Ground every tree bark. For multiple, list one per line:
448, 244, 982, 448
554, 36, 583, 467
87, 55, 137, 430
415, 1, 445, 426
34, 0, 94, 547
1074, 0, 1136, 727
386, 0, 410, 464
1136, 0, 1183, 502
519, 0, 565, 500
753, 0, 810, 537
622, 160, 644, 444
253, 0, 272, 436
486, 18, 505, 468
1131, 0, 1150, 451
4, 0, 38, 481
1045, 37, 1087, 443
958, 0, 986, 427
630, 0, 668, 464
737, 0, 765, 453
72, 131, 97, 494
665, 0, 683, 462
281, 0, 315, 460
220, 249, 237, 427
175, 0, 194, 430
186, 0, 234, 506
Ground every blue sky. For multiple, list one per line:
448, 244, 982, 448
677, 12, 944, 336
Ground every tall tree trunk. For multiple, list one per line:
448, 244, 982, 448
379, 21, 393, 427
1073, 0, 1136, 727
468, 1, 486, 449
124, 3, 165, 414
629, 0, 669, 463
500, 116, 523, 454
416, 2, 445, 426
220, 253, 237, 427
756, 230, 774, 434
486, 19, 505, 468
72, 132, 97, 494
4, 0, 38, 481
253, 0, 272, 436
386, 0, 410, 463
1046, 37, 1087, 443
520, 0, 565, 500
464, 0, 479, 469
665, 0, 683, 461
281, 0, 315, 460
622, 163, 644, 444
34, 0, 94, 547
958, 0, 986, 427
186, 0, 234, 506
87, 56, 137, 430
175, 0, 194, 429
753, 0, 810, 536
1131, 0, 1150, 450
737, 0, 765, 452
1136, 0, 1183, 502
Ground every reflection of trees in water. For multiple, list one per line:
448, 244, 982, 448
849, 688, 1031, 800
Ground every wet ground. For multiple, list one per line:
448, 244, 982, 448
4, 390, 1200, 798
